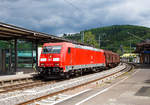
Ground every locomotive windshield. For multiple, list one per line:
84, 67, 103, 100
42, 46, 61, 54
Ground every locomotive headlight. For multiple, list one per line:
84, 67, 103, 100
40, 58, 47, 61
54, 63, 59, 66
53, 58, 60, 61
40, 63, 45, 66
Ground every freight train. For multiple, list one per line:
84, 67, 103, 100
38, 42, 120, 79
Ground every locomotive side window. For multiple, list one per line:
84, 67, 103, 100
68, 47, 71, 54
42, 46, 61, 54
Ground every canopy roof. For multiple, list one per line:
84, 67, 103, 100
0, 22, 83, 44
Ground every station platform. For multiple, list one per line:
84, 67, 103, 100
55, 64, 150, 105
0, 72, 37, 86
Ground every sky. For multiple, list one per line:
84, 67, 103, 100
0, 0, 150, 36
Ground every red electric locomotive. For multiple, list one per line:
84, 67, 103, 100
38, 42, 120, 79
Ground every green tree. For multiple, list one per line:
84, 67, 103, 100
84, 31, 99, 48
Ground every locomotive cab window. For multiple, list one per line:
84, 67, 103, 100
42, 46, 62, 54
68, 47, 71, 54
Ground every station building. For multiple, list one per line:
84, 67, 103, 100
134, 39, 150, 64
0, 22, 82, 75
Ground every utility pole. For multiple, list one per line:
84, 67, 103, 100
130, 33, 131, 53
81, 31, 84, 43
99, 34, 101, 48
99, 33, 106, 48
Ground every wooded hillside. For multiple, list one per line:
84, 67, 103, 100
63, 25, 150, 54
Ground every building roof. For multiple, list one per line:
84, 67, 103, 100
134, 39, 150, 53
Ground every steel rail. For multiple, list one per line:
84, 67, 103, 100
0, 80, 56, 93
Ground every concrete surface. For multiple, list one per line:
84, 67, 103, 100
55, 64, 150, 105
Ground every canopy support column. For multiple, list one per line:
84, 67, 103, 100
35, 41, 38, 70
14, 39, 18, 72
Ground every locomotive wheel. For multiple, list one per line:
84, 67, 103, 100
75, 73, 79, 77
64, 73, 70, 79
75, 70, 82, 77
80, 71, 83, 76
93, 68, 99, 73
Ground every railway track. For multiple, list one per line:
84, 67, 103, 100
0, 63, 133, 105
0, 68, 108, 93
16, 63, 133, 105
0, 69, 105, 94
0, 64, 127, 94
0, 80, 56, 93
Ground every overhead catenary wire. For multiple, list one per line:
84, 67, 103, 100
63, 0, 81, 11
63, 0, 87, 45
127, 32, 145, 41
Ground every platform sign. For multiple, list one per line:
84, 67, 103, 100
143, 51, 150, 54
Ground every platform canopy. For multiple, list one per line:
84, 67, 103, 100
0, 22, 82, 44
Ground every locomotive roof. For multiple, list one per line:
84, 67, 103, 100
43, 42, 119, 55
43, 42, 104, 52
74, 44, 104, 52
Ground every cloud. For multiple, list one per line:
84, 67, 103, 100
0, 0, 150, 35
